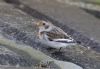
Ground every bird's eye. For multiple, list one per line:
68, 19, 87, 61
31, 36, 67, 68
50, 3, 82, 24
42, 23, 45, 25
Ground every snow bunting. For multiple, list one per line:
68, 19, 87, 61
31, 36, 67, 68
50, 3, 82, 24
34, 20, 77, 49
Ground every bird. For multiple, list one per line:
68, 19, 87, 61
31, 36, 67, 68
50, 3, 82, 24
34, 20, 77, 50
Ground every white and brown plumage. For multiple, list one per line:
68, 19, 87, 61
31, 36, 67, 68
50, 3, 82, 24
34, 20, 77, 49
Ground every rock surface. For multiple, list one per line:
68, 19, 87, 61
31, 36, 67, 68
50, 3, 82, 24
9, 0, 100, 52
0, 1, 83, 69
19, 0, 100, 43
0, 0, 100, 69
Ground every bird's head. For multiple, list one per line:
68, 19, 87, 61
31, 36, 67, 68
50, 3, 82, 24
34, 20, 53, 31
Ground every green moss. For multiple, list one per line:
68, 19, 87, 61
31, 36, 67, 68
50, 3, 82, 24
81, 0, 100, 5
88, 0, 100, 5
95, 0, 100, 3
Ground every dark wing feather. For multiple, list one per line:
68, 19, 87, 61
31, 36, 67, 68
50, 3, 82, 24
45, 27, 71, 41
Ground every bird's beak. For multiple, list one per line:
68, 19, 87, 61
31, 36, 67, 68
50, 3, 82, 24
33, 21, 40, 27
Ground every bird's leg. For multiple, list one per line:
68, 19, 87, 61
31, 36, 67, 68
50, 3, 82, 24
46, 47, 58, 53
58, 47, 62, 52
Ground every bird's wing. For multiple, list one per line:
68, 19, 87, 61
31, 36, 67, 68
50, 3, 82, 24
45, 27, 74, 42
